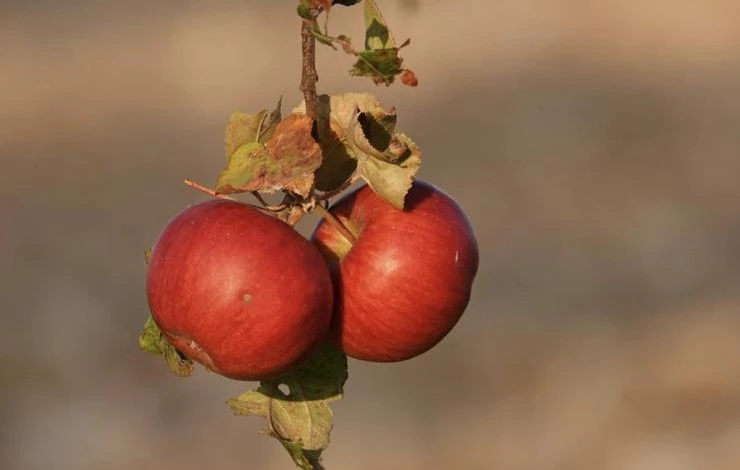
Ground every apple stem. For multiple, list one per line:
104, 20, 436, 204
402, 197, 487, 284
313, 203, 357, 244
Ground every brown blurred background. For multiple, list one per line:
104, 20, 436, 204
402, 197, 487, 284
2, 1, 740, 469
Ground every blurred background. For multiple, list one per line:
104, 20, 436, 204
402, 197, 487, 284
2, 1, 740, 469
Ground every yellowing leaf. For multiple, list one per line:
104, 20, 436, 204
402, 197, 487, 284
265, 114, 322, 197
138, 316, 193, 377
216, 114, 322, 196
224, 98, 282, 158
294, 92, 389, 129
355, 133, 421, 209
216, 141, 271, 193
294, 93, 422, 208
228, 344, 348, 468
293, 93, 394, 192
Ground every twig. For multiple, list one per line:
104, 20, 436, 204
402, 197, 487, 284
300, 19, 319, 120
251, 191, 289, 212
184, 180, 286, 215
309, 29, 396, 86
184, 179, 237, 201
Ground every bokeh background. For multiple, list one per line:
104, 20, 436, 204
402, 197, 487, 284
3, 1, 740, 469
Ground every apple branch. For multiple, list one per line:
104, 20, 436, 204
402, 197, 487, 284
300, 18, 319, 121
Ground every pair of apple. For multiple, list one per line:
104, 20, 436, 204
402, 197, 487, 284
146, 181, 479, 380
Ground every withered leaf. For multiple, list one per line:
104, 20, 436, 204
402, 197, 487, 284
224, 98, 282, 159
216, 114, 321, 197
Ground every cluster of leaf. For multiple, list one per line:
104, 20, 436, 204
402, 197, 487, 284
300, 0, 418, 86
218, 93, 421, 211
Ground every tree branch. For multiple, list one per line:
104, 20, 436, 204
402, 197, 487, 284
300, 20, 319, 120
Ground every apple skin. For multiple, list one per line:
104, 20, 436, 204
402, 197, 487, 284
146, 200, 333, 381
311, 180, 479, 362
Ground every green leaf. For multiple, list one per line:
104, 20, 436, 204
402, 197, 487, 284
308, 0, 414, 87
138, 316, 165, 355
138, 316, 194, 377
216, 114, 322, 197
224, 98, 282, 159
217, 141, 271, 192
228, 344, 348, 468
350, 48, 403, 85
363, 0, 395, 50
330, 0, 413, 86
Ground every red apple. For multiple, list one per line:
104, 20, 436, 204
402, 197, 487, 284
311, 180, 479, 362
146, 199, 333, 381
